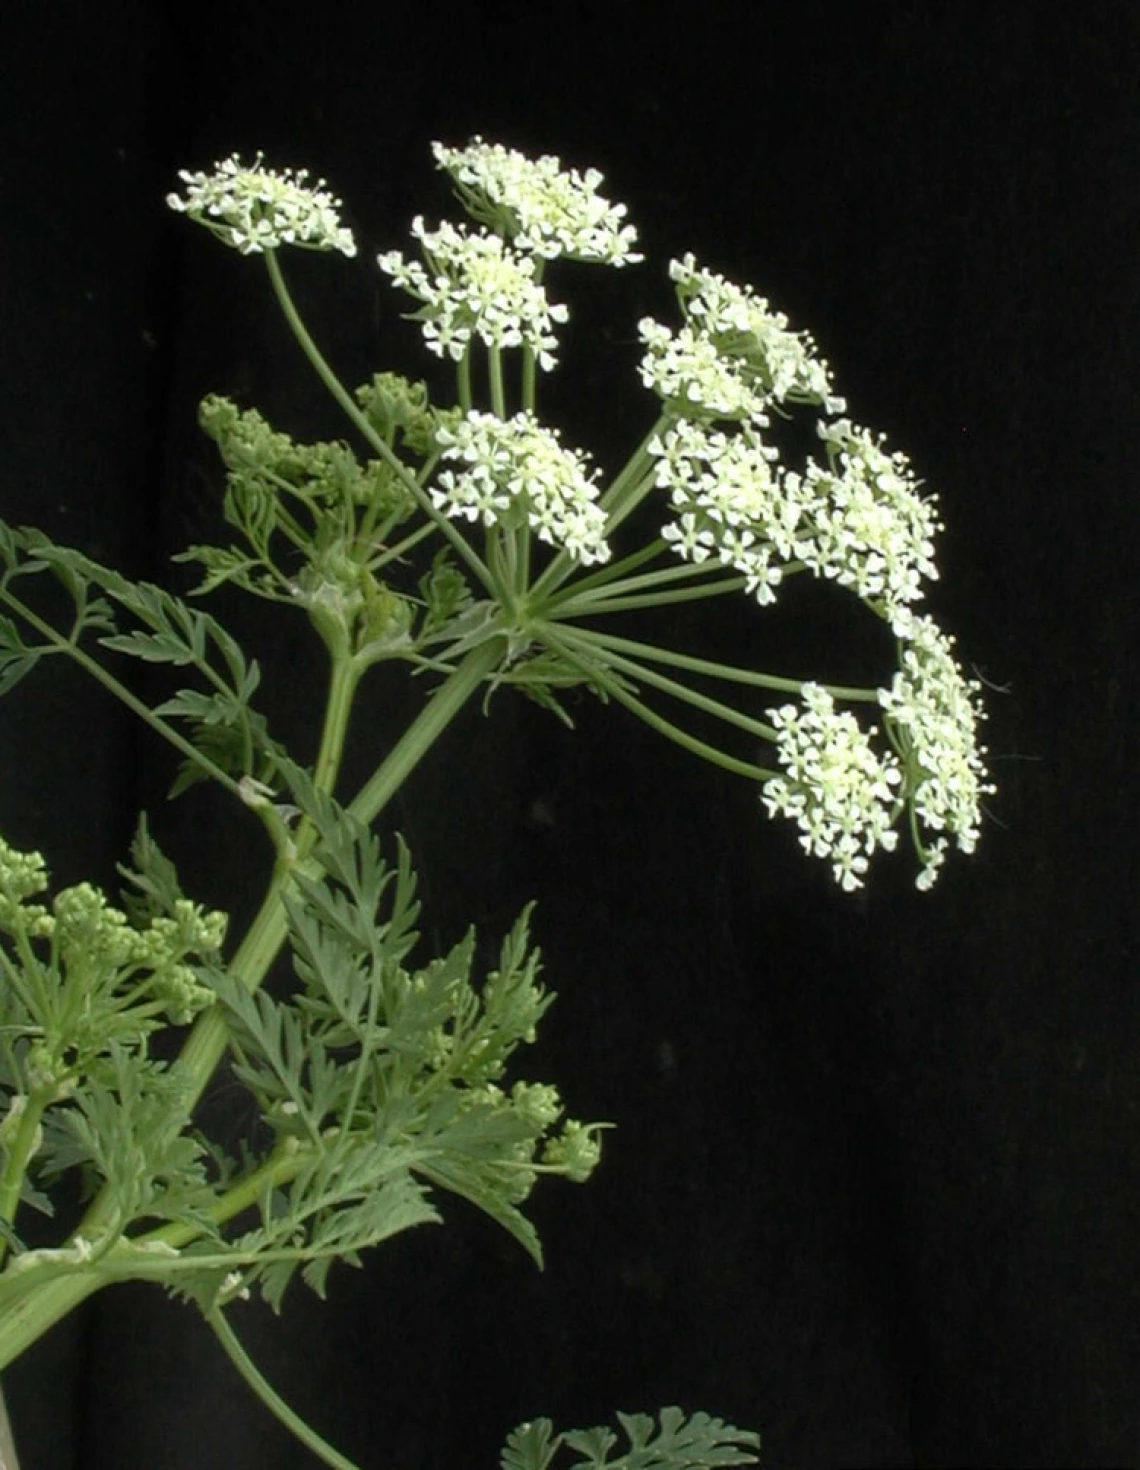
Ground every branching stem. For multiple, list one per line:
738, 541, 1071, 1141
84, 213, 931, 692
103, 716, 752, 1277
207, 1309, 364, 1470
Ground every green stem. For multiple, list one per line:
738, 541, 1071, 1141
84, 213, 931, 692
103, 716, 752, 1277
563, 577, 749, 616
0, 1092, 50, 1262
0, 1143, 308, 1370
527, 414, 673, 603
533, 538, 666, 610
166, 871, 293, 1101
146, 1143, 312, 1255
262, 252, 494, 598
488, 345, 506, 418
346, 637, 504, 830
540, 626, 776, 781
561, 626, 883, 702
521, 343, 537, 414
310, 654, 361, 815
0, 587, 243, 800
206, 1308, 364, 1470
365, 518, 438, 573
546, 624, 778, 743
543, 555, 730, 616
0, 1270, 103, 1371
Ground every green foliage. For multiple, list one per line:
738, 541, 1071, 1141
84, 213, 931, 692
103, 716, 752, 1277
0, 525, 279, 797
0, 795, 604, 1330
36, 1042, 209, 1230
417, 546, 475, 637
0, 822, 228, 1252
353, 370, 461, 458
183, 393, 417, 599
0, 520, 115, 696
483, 643, 633, 728
211, 782, 604, 1278
501, 1408, 760, 1469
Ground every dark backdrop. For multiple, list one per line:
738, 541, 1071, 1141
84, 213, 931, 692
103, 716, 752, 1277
1, 4, 1136, 1467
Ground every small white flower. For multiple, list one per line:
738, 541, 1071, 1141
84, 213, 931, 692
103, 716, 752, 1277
431, 136, 642, 266
433, 411, 610, 565
379, 218, 569, 367
661, 510, 716, 563
167, 154, 356, 257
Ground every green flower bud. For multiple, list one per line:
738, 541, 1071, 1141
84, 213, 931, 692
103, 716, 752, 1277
543, 1120, 605, 1183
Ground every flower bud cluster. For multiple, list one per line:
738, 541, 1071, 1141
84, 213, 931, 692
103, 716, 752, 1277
167, 154, 356, 257
353, 372, 447, 459
50, 885, 224, 1026
0, 838, 52, 936
453, 1079, 601, 1203
199, 396, 412, 518
433, 411, 610, 566
541, 1119, 604, 1182
0, 837, 226, 1034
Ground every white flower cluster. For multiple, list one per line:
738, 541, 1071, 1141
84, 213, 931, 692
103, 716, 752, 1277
433, 411, 610, 565
653, 420, 794, 605
792, 419, 943, 628
641, 254, 944, 625
431, 136, 642, 266
649, 414, 940, 624
639, 254, 843, 420
879, 612, 995, 888
762, 618, 994, 891
638, 320, 772, 421
762, 684, 901, 892
378, 218, 569, 367
166, 154, 356, 257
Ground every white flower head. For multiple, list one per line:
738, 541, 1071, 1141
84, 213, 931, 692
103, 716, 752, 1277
803, 419, 943, 622
432, 411, 610, 565
762, 684, 902, 891
378, 218, 569, 368
639, 254, 844, 421
638, 320, 773, 422
166, 154, 356, 257
879, 612, 995, 885
649, 420, 809, 606
431, 136, 642, 266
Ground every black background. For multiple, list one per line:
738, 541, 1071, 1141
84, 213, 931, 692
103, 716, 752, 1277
1, 4, 1137, 1467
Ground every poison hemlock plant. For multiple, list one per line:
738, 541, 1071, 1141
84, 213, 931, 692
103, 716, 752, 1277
0, 137, 993, 1466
